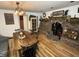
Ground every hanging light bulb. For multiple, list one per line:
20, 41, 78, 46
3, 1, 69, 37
19, 10, 25, 16
15, 2, 25, 16
15, 10, 19, 15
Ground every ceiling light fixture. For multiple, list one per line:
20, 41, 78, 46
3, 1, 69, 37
15, 2, 25, 16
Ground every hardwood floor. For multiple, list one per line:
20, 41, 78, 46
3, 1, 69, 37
8, 33, 79, 57
36, 33, 79, 57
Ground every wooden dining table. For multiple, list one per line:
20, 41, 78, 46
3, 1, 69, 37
8, 31, 38, 57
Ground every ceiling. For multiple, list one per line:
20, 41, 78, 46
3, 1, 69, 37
0, 1, 79, 12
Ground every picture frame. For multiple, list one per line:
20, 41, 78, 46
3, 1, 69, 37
52, 10, 64, 16
4, 13, 14, 25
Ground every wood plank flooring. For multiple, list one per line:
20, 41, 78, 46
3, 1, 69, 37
36, 34, 79, 57
8, 33, 79, 57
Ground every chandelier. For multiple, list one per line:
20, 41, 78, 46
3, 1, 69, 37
15, 2, 25, 16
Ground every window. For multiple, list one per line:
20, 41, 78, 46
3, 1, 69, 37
4, 13, 14, 25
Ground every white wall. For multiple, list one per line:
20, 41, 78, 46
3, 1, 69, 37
24, 12, 42, 32
0, 9, 42, 37
46, 5, 79, 18
0, 9, 20, 37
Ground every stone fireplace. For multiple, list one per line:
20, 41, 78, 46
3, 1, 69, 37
39, 16, 79, 41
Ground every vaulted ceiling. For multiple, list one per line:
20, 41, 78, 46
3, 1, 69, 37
0, 1, 79, 12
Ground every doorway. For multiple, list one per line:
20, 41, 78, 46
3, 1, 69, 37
29, 15, 38, 32
19, 16, 24, 30
32, 18, 37, 32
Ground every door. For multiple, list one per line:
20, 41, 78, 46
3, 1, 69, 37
19, 16, 24, 30
32, 18, 36, 32
30, 17, 38, 32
